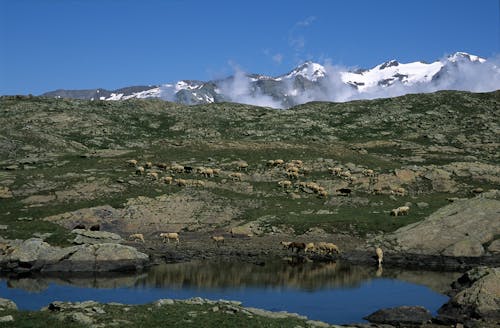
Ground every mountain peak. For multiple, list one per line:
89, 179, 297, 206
379, 60, 399, 70
281, 61, 326, 81
447, 52, 486, 63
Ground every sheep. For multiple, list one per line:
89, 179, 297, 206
287, 242, 306, 253
201, 168, 214, 178
273, 159, 284, 166
144, 161, 153, 169
340, 171, 352, 179
229, 172, 243, 181
290, 159, 303, 167
212, 168, 221, 176
280, 241, 292, 249
390, 206, 410, 217
267, 160, 275, 167
318, 190, 328, 198
278, 180, 292, 189
190, 179, 205, 187
126, 159, 138, 166
160, 232, 180, 244
237, 161, 249, 171
305, 242, 315, 253
376, 247, 383, 266
362, 169, 375, 177
175, 178, 187, 187
129, 233, 145, 243
211, 235, 225, 247
286, 171, 299, 179
171, 164, 185, 173
135, 166, 145, 175
163, 176, 173, 184
147, 172, 159, 180
391, 187, 406, 196
324, 242, 340, 254
328, 167, 342, 176
73, 224, 86, 230
157, 162, 169, 170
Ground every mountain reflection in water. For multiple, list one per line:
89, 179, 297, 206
0, 259, 459, 324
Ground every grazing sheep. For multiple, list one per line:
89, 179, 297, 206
129, 233, 145, 243
340, 171, 352, 179
171, 164, 185, 174
392, 187, 406, 196
280, 241, 292, 249
163, 176, 173, 184
278, 180, 292, 189
89, 224, 100, 231
237, 161, 249, 171
291, 159, 303, 167
274, 159, 284, 166
157, 163, 168, 170
376, 247, 383, 266
390, 206, 410, 217
135, 166, 145, 175
328, 167, 342, 176
229, 172, 243, 181
201, 168, 214, 178
286, 171, 299, 179
160, 232, 180, 244
144, 161, 153, 169
147, 172, 159, 180
288, 242, 306, 253
126, 159, 138, 166
362, 169, 375, 177
324, 242, 340, 254
305, 242, 315, 253
318, 190, 328, 198
211, 235, 225, 247
212, 168, 221, 176
175, 178, 187, 187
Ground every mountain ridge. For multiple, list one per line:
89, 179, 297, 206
41, 52, 498, 108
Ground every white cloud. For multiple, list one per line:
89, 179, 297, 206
272, 53, 283, 64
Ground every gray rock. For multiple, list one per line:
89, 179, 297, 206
0, 315, 14, 322
0, 298, 17, 310
68, 312, 94, 325
416, 202, 429, 208
438, 267, 500, 322
487, 240, 500, 254
154, 299, 174, 307
364, 305, 432, 326
384, 198, 500, 256
71, 229, 123, 245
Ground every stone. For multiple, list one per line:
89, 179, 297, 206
154, 299, 174, 307
438, 267, 500, 322
69, 312, 94, 325
394, 169, 416, 183
0, 225, 7, 230
416, 202, 429, 208
0, 315, 14, 322
0, 187, 13, 199
71, 229, 123, 245
364, 305, 432, 326
487, 240, 500, 254
384, 198, 500, 256
0, 298, 18, 310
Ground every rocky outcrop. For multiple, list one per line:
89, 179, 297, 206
0, 298, 17, 311
438, 267, 500, 324
0, 238, 148, 272
378, 197, 500, 257
364, 305, 432, 326
71, 229, 123, 245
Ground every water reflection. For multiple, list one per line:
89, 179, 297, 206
2, 259, 459, 294
0, 259, 459, 324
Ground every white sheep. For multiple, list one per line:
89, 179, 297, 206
126, 159, 138, 166
392, 187, 406, 196
164, 176, 173, 184
278, 180, 292, 189
328, 167, 342, 176
280, 241, 292, 249
305, 242, 315, 253
229, 172, 243, 181
160, 232, 180, 244
147, 172, 159, 180
376, 247, 383, 266
129, 233, 145, 243
175, 178, 187, 186
135, 166, 145, 175
362, 169, 375, 177
211, 235, 225, 246
237, 161, 249, 171
171, 164, 185, 173
144, 161, 153, 169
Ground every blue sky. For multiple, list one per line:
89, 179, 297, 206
0, 0, 498, 95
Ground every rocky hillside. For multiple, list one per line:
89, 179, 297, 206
0, 91, 498, 252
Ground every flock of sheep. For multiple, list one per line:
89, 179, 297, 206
122, 157, 403, 268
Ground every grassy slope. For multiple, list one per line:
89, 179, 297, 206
0, 91, 498, 243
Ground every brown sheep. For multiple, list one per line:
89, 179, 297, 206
211, 235, 225, 247
160, 232, 180, 244
129, 233, 145, 243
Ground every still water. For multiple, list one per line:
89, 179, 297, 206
0, 260, 459, 324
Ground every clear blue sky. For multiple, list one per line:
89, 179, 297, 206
1, 0, 498, 95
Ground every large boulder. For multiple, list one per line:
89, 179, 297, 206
71, 229, 123, 245
0, 298, 17, 311
364, 305, 432, 326
1, 238, 148, 272
438, 267, 500, 323
382, 197, 500, 257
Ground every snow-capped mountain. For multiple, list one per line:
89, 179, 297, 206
42, 52, 498, 108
